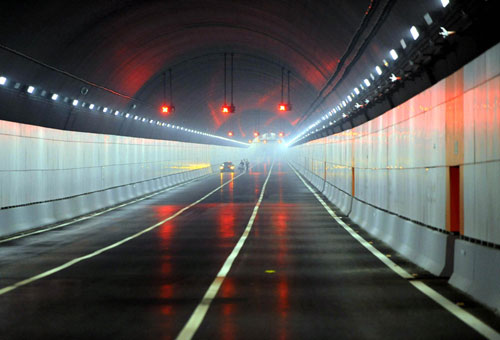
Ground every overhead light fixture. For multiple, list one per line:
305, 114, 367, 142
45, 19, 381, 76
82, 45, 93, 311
161, 68, 175, 114
278, 68, 292, 112
125, 113, 130, 118
103, 107, 108, 113
72, 99, 79, 106
424, 13, 433, 26
439, 27, 455, 38
51, 93, 59, 101
390, 49, 398, 60
410, 26, 419, 40
364, 79, 371, 87
375, 66, 382, 75
0, 76, 6, 85
27, 86, 35, 94
354, 87, 360, 95
114, 110, 120, 116
390, 73, 402, 82
400, 39, 407, 49
441, 0, 449, 8
89, 103, 94, 109
221, 53, 236, 113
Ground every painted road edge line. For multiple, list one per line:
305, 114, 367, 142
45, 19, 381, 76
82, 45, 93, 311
176, 162, 275, 340
0, 170, 247, 297
289, 162, 500, 340
0, 172, 211, 245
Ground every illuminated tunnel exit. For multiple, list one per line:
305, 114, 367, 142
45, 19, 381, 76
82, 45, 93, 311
0, 0, 499, 339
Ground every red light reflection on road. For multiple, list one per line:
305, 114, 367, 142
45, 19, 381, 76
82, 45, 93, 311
155, 205, 181, 247
160, 284, 174, 315
277, 279, 289, 318
218, 203, 236, 239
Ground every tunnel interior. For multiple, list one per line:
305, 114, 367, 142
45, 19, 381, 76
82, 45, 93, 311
0, 1, 499, 338
2, 0, 496, 144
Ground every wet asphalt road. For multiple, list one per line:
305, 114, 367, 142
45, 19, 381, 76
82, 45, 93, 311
0, 161, 498, 339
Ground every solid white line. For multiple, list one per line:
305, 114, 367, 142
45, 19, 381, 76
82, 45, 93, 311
176, 162, 274, 340
0, 170, 246, 297
0, 173, 212, 245
289, 162, 500, 340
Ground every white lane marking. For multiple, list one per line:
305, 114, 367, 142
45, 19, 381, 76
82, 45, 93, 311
0, 171, 247, 297
289, 162, 500, 340
0, 173, 212, 245
176, 162, 274, 340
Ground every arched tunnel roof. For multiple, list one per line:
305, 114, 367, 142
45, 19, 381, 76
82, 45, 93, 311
0, 0, 489, 144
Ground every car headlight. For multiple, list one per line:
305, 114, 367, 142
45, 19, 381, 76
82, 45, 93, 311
230, 166, 235, 169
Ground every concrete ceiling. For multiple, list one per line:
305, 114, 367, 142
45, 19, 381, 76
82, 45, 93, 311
0, 0, 440, 142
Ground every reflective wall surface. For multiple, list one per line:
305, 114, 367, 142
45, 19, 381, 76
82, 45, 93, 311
289, 42, 500, 246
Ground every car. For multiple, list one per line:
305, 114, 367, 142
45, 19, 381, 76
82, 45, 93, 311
220, 161, 235, 172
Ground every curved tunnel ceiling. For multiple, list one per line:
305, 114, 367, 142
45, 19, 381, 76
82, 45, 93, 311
0, 0, 442, 142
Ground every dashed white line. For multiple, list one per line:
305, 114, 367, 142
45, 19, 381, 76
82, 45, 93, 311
176, 162, 274, 340
0, 170, 247, 296
289, 162, 500, 340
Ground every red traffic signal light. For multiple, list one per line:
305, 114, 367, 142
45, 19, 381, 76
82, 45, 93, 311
278, 103, 292, 112
161, 105, 175, 114
221, 104, 236, 113
228, 131, 234, 137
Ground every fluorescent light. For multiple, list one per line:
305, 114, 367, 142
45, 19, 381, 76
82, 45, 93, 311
0, 76, 6, 85
27, 86, 35, 94
103, 107, 108, 113
125, 113, 130, 118
410, 26, 419, 40
400, 39, 407, 49
364, 78, 371, 86
347, 95, 352, 102
51, 93, 59, 101
114, 110, 120, 116
72, 99, 79, 106
441, 0, 449, 7
375, 66, 382, 75
89, 104, 94, 110
390, 49, 398, 60
424, 13, 433, 26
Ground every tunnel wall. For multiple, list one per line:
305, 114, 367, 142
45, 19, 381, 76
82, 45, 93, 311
0, 121, 246, 238
289, 43, 500, 312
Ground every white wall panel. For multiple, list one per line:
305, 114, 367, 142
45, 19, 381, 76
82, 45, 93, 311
289, 43, 499, 243
0, 120, 246, 209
